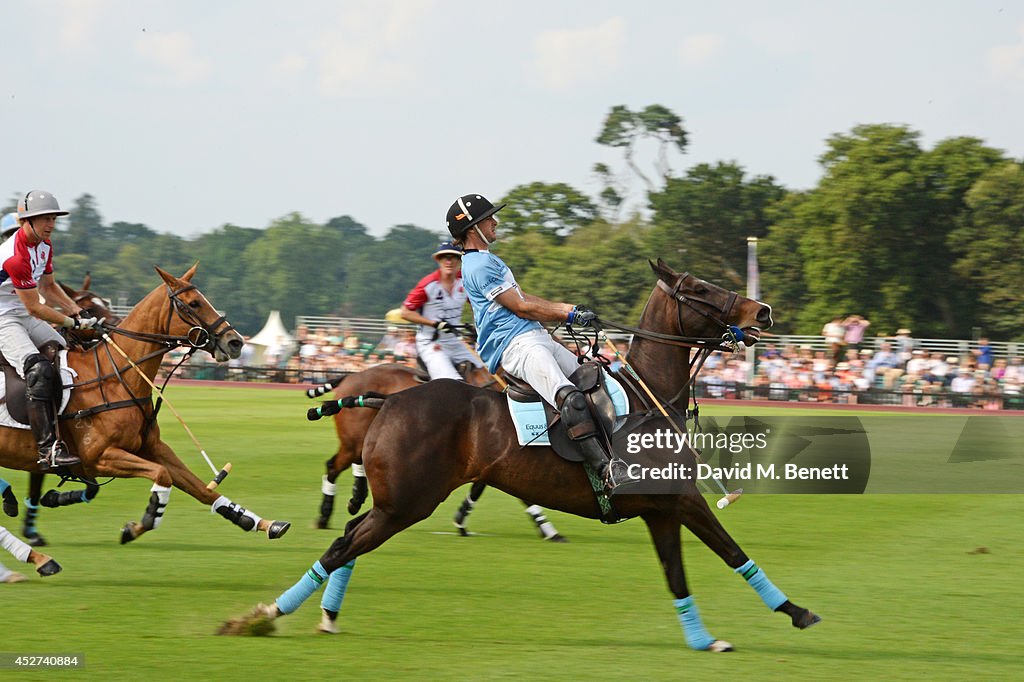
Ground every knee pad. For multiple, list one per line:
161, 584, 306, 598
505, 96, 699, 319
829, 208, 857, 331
24, 354, 56, 402
557, 388, 597, 440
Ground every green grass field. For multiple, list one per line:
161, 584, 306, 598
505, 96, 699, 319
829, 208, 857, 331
2, 385, 1021, 680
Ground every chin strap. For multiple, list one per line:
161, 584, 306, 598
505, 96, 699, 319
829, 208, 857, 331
472, 225, 492, 246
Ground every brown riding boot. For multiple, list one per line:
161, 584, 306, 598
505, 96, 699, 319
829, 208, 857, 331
27, 400, 80, 470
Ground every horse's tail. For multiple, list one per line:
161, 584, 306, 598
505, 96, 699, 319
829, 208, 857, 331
306, 392, 389, 421
306, 375, 347, 399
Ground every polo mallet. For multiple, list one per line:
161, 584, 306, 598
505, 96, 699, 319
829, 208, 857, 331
601, 336, 742, 509
98, 327, 231, 490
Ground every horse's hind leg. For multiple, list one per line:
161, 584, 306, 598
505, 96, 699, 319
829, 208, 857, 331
679, 495, 821, 630
317, 453, 344, 529
643, 512, 732, 652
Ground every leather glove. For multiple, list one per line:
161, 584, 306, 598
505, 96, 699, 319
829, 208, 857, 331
434, 320, 460, 337
566, 306, 597, 327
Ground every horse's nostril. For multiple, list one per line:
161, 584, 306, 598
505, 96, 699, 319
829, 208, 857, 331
757, 306, 772, 326
228, 338, 243, 353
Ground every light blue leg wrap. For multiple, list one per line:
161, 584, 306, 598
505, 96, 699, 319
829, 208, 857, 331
320, 560, 355, 613
23, 499, 39, 535
0, 479, 9, 495
674, 596, 715, 650
276, 561, 328, 615
735, 559, 787, 610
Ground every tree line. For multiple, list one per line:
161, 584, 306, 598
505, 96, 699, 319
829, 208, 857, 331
6, 108, 1022, 339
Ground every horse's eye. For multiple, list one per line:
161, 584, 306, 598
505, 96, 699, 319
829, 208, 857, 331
189, 300, 201, 309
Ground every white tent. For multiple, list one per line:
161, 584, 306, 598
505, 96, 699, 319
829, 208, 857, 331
246, 310, 296, 366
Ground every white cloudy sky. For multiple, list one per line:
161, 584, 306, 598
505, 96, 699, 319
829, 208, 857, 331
3, 0, 1023, 238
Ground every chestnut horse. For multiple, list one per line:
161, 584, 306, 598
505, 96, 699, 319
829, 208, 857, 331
0, 265, 289, 544
244, 260, 819, 650
16, 276, 124, 547
308, 363, 565, 541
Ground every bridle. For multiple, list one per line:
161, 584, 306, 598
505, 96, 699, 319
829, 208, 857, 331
599, 273, 747, 353
62, 282, 237, 424
104, 283, 237, 356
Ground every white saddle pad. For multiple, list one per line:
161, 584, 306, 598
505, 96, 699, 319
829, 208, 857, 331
506, 371, 629, 447
0, 350, 77, 430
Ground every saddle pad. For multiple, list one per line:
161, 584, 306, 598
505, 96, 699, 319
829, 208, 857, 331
0, 350, 77, 430
507, 371, 628, 447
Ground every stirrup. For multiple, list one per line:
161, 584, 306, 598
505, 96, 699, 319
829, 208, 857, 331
37, 442, 81, 470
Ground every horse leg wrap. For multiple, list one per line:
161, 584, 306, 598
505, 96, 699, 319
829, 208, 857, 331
212, 496, 261, 532
21, 499, 45, 545
0, 525, 32, 563
735, 560, 787, 610
141, 485, 172, 530
276, 560, 328, 615
41, 487, 94, 507
318, 475, 337, 527
524, 504, 560, 540
320, 559, 356, 615
347, 465, 367, 515
453, 493, 476, 530
673, 596, 716, 651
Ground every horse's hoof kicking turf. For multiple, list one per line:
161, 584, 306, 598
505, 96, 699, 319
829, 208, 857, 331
36, 559, 62, 577
25, 534, 47, 548
318, 610, 339, 634
708, 640, 734, 652
267, 520, 290, 539
545, 533, 569, 543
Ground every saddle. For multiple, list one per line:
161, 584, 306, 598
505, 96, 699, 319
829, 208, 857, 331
505, 363, 621, 463
0, 344, 62, 426
414, 356, 477, 383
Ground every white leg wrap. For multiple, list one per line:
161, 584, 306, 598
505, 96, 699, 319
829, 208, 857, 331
211, 495, 263, 532
525, 505, 558, 538
149, 484, 171, 529
0, 525, 32, 563
351, 463, 365, 478
322, 476, 337, 496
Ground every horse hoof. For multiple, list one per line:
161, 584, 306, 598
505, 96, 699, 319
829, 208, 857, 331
795, 610, 822, 629
2, 571, 27, 583
318, 610, 339, 634
267, 521, 290, 539
36, 559, 62, 577
25, 534, 48, 548
120, 522, 139, 545
707, 639, 734, 652
346, 501, 362, 516
545, 533, 569, 543
315, 518, 329, 530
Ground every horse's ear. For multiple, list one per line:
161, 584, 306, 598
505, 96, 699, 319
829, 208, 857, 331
649, 258, 675, 280
181, 262, 200, 282
82, 272, 91, 290
155, 266, 178, 288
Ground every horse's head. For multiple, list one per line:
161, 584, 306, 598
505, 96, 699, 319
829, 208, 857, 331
648, 259, 773, 346
58, 278, 124, 328
156, 264, 245, 362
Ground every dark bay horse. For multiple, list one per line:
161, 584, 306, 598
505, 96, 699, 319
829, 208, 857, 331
17, 276, 124, 547
242, 260, 819, 650
0, 265, 289, 544
308, 363, 565, 541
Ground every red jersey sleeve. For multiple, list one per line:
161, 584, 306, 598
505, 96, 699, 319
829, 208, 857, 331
43, 240, 53, 275
402, 271, 440, 311
2, 238, 38, 289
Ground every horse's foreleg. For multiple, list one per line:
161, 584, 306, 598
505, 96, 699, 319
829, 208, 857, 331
678, 496, 821, 631
88, 446, 173, 544
16, 474, 45, 547
522, 502, 567, 542
145, 440, 289, 540
346, 463, 367, 516
452, 481, 486, 536
643, 512, 733, 652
